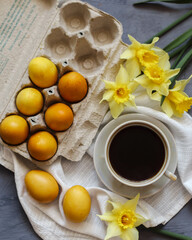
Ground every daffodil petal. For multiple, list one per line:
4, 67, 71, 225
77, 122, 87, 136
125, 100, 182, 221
124, 94, 136, 107
128, 80, 139, 93
121, 232, 131, 240
146, 88, 154, 99
123, 194, 140, 212
172, 80, 188, 92
157, 51, 170, 70
104, 80, 116, 90
108, 200, 122, 211
150, 37, 159, 46
97, 212, 116, 222
161, 98, 174, 117
120, 48, 135, 60
142, 37, 159, 49
126, 58, 141, 79
168, 91, 192, 115
173, 107, 183, 117
147, 90, 161, 101
159, 81, 171, 96
152, 46, 167, 58
109, 100, 124, 119
135, 214, 148, 227
172, 75, 192, 92
128, 35, 141, 48
116, 65, 130, 84
129, 94, 136, 104
181, 92, 189, 97
144, 80, 170, 97
135, 74, 150, 87
148, 84, 160, 94
165, 68, 180, 80
146, 82, 158, 93
121, 227, 139, 240
104, 222, 122, 240
101, 90, 114, 102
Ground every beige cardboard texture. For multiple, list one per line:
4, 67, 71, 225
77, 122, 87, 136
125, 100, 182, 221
0, 0, 126, 165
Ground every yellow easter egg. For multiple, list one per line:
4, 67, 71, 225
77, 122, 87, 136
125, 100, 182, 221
25, 170, 59, 203
63, 185, 91, 223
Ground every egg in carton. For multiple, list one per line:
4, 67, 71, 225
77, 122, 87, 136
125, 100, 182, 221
0, 0, 127, 166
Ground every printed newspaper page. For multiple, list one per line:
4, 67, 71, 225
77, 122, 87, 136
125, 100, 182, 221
0, 0, 58, 114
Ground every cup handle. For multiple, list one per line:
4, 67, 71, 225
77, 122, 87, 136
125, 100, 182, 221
164, 170, 177, 181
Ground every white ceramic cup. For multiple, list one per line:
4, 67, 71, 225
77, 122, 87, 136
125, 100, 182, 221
104, 120, 177, 187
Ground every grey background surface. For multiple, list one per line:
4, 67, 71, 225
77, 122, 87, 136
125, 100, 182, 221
1, 0, 192, 239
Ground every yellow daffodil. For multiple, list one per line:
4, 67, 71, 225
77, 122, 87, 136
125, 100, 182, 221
120, 35, 169, 75
97, 194, 147, 240
135, 65, 180, 97
100, 64, 138, 119
150, 75, 192, 117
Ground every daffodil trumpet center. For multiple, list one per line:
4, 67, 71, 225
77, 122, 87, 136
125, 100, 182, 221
114, 85, 130, 104
118, 210, 137, 230
136, 49, 159, 67
145, 65, 165, 84
168, 91, 192, 114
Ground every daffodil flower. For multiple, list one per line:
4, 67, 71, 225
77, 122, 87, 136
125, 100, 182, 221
135, 64, 180, 97
97, 194, 147, 240
151, 75, 192, 117
100, 64, 138, 119
120, 35, 169, 75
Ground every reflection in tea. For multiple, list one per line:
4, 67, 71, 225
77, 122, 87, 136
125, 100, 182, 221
109, 125, 165, 181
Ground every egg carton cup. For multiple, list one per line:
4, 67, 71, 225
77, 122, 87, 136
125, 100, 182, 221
0, 0, 127, 166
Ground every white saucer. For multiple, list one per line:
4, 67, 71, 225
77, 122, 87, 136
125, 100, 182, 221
93, 113, 177, 198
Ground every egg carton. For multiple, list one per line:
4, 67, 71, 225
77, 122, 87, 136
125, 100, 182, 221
0, 0, 127, 166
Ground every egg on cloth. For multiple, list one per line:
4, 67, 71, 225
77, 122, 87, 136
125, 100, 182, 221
63, 185, 91, 223
25, 170, 59, 203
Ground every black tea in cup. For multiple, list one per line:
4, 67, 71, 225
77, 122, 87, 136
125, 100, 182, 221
108, 124, 166, 182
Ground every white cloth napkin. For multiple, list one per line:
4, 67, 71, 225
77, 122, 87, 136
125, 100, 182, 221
1, 88, 192, 240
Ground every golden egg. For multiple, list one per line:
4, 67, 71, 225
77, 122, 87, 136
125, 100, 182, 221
25, 170, 59, 203
27, 131, 57, 161
45, 103, 74, 131
63, 185, 91, 223
58, 72, 88, 103
0, 115, 29, 145
28, 57, 58, 88
16, 87, 44, 116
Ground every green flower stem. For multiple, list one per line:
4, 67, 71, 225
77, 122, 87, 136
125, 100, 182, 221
160, 47, 192, 105
170, 39, 192, 69
134, 0, 192, 5
169, 38, 192, 59
169, 44, 186, 59
164, 28, 192, 52
170, 47, 192, 84
170, 48, 188, 70
144, 10, 192, 44
151, 228, 192, 240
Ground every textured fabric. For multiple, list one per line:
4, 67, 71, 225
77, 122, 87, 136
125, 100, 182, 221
1, 86, 192, 239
